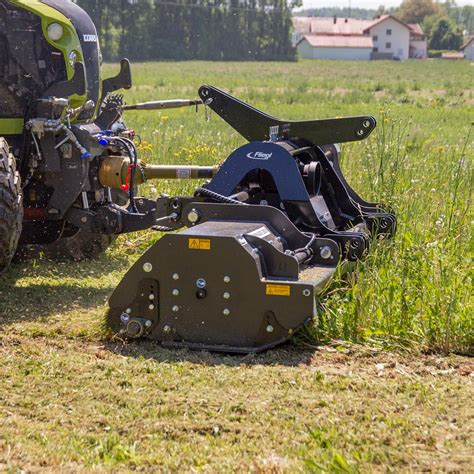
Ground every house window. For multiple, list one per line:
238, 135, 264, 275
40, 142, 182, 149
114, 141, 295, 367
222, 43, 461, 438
373, 35, 378, 41
386, 42, 391, 49
374, 47, 379, 52
387, 29, 392, 35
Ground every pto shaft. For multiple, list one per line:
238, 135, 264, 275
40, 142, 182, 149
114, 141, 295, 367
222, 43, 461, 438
99, 155, 217, 190
121, 99, 202, 111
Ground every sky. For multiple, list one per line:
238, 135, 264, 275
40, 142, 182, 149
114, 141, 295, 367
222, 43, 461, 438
300, 0, 474, 8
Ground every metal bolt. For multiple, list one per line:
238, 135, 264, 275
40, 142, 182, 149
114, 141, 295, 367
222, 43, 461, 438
126, 308, 132, 314
223, 308, 231, 316
260, 199, 268, 205
80, 216, 88, 223
196, 278, 207, 289
145, 320, 152, 328
172, 289, 180, 296
223, 292, 230, 299
266, 325, 274, 333
357, 129, 364, 136
320, 246, 332, 260
172, 273, 179, 280
120, 313, 130, 324
149, 304, 155, 310
163, 325, 171, 333
187, 209, 201, 224
143, 262, 153, 273
172, 305, 179, 312
303, 289, 311, 297
224, 276, 231, 283
363, 120, 371, 128
149, 294, 155, 300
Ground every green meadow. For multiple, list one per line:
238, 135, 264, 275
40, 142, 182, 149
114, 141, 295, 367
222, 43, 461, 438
1, 60, 472, 471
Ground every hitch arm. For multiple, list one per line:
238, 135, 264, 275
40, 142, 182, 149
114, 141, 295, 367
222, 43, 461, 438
198, 85, 376, 145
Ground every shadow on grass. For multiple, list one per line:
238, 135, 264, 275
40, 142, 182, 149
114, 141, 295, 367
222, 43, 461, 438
0, 252, 131, 325
104, 335, 318, 368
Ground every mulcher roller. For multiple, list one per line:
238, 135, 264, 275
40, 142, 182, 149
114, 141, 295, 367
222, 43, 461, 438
107, 86, 396, 353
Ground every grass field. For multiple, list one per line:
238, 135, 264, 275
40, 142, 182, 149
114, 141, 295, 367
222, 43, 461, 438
1, 60, 473, 472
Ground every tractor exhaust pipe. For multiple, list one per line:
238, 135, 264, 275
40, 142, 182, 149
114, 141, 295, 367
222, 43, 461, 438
98, 155, 217, 189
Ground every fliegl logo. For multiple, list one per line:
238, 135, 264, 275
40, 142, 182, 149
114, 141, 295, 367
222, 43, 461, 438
246, 151, 273, 160
83, 34, 98, 43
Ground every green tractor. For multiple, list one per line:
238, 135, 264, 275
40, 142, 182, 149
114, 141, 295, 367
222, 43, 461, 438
0, 0, 207, 272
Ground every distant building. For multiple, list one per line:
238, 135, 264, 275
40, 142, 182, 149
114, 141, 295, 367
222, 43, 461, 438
293, 15, 427, 61
461, 37, 474, 60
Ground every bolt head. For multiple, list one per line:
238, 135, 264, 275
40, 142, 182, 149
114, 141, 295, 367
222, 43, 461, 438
363, 120, 371, 128
143, 262, 153, 273
223, 276, 231, 283
172, 289, 180, 296
320, 246, 332, 260
266, 325, 274, 333
120, 313, 130, 324
149, 304, 155, 310
149, 294, 155, 300
187, 209, 201, 224
303, 289, 311, 297
196, 278, 207, 289
223, 292, 230, 300
80, 216, 88, 223
163, 325, 171, 333
126, 308, 132, 314
172, 273, 179, 280
357, 129, 364, 136
172, 305, 179, 313
223, 308, 231, 316
145, 320, 152, 328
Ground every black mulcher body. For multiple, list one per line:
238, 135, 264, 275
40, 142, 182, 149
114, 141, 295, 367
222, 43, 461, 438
0, 0, 395, 352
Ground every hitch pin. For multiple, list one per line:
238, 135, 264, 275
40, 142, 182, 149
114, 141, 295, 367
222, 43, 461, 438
155, 213, 179, 224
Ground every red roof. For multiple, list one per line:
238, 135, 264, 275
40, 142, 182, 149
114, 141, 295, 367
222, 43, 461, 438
294, 17, 372, 36
293, 15, 424, 37
299, 35, 374, 49
362, 15, 410, 34
408, 23, 424, 36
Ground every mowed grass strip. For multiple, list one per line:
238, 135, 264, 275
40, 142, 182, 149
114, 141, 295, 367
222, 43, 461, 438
0, 60, 473, 471
1, 337, 472, 472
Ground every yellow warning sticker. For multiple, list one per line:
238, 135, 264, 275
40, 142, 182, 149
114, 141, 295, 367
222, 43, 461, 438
266, 284, 291, 296
189, 238, 211, 250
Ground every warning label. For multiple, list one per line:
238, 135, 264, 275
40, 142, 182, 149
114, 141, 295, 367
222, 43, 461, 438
189, 238, 211, 250
266, 284, 291, 296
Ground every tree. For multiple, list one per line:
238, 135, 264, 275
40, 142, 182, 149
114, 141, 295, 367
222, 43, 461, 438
397, 0, 440, 24
428, 17, 463, 50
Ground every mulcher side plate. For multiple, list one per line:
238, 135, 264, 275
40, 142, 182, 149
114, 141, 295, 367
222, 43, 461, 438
108, 220, 337, 353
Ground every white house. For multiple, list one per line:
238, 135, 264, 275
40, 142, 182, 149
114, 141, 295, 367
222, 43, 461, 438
297, 35, 374, 60
461, 37, 474, 60
293, 15, 427, 61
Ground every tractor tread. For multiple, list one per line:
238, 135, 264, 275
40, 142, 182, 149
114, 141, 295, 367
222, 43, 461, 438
0, 137, 23, 274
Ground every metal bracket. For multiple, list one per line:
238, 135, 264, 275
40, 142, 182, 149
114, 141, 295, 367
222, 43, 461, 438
198, 85, 376, 145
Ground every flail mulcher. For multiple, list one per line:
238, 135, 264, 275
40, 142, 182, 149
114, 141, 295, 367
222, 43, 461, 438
107, 86, 396, 353
0, 0, 395, 353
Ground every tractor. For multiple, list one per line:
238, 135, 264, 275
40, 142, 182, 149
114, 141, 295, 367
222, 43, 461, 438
0, 0, 395, 353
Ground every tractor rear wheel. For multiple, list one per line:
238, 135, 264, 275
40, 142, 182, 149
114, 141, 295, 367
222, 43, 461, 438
0, 137, 23, 274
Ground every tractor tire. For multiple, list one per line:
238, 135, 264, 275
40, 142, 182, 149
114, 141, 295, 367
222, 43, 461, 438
0, 137, 22, 274
39, 225, 117, 261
